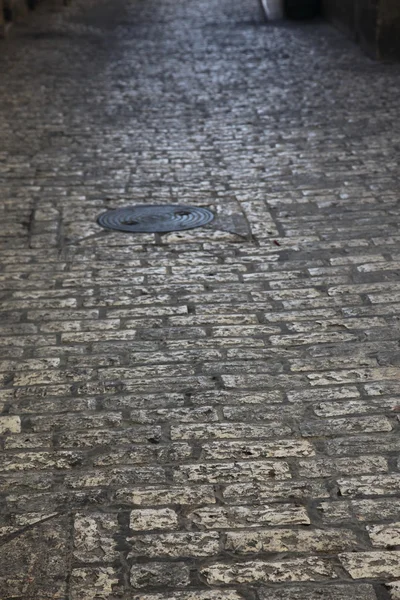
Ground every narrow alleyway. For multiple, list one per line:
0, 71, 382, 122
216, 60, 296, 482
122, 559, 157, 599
1, 0, 400, 598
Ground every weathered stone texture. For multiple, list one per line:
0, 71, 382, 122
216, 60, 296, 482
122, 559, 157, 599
0, 516, 70, 598
0, 0, 399, 598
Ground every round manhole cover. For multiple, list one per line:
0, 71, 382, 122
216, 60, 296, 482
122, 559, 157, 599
97, 205, 214, 233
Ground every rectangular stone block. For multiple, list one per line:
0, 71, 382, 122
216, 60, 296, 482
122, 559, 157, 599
173, 460, 291, 483
200, 557, 338, 584
202, 439, 315, 460
58, 426, 162, 448
317, 498, 400, 524
0, 416, 21, 434
258, 584, 378, 599
298, 456, 388, 478
352, 498, 400, 522
287, 386, 360, 402
221, 404, 305, 421
221, 373, 304, 389
70, 566, 122, 600
290, 355, 378, 372
171, 423, 292, 441
130, 508, 178, 531
114, 485, 215, 506
367, 523, 400, 548
312, 397, 399, 417
65, 467, 166, 488
187, 504, 310, 529
73, 513, 119, 563
270, 332, 358, 346
92, 443, 192, 467
132, 592, 244, 600
0, 451, 83, 472
223, 480, 329, 503
364, 382, 400, 396
211, 325, 279, 337
131, 406, 218, 424
225, 528, 360, 554
307, 367, 400, 386
338, 474, 400, 498
29, 412, 123, 432
128, 532, 219, 558
4, 432, 52, 449
326, 435, 400, 456
340, 551, 400, 579
300, 416, 392, 437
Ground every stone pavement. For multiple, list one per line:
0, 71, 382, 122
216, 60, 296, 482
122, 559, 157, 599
1, 0, 400, 598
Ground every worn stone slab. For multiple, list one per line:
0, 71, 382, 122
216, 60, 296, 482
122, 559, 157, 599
71, 567, 122, 599
225, 528, 361, 554
1, 0, 400, 598
388, 581, 400, 600
187, 504, 310, 528
258, 584, 378, 600
73, 513, 119, 563
0, 516, 70, 598
132, 592, 244, 600
130, 562, 190, 588
340, 552, 400, 579
128, 532, 220, 558
201, 558, 338, 584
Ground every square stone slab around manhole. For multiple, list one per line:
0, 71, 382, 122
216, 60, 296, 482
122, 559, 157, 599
97, 205, 214, 233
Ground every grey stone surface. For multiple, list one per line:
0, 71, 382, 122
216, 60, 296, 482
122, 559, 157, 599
258, 584, 378, 599
0, 0, 400, 598
0, 516, 70, 598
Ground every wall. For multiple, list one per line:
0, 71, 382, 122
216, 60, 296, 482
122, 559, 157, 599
323, 0, 356, 38
378, 0, 400, 60
1, 0, 66, 38
322, 0, 400, 60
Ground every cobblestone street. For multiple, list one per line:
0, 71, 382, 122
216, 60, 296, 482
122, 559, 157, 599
1, 0, 400, 598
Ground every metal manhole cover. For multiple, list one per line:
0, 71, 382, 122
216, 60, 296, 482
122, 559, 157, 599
97, 205, 214, 233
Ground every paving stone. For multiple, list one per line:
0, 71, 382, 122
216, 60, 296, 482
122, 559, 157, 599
388, 581, 400, 600
65, 467, 166, 488
0, 415, 22, 434
258, 584, 378, 600
225, 528, 360, 554
0, 516, 70, 599
367, 522, 400, 548
187, 504, 310, 528
326, 435, 400, 456
128, 532, 220, 558
340, 551, 400, 579
200, 557, 338, 584
130, 508, 179, 531
300, 416, 392, 437
201, 439, 315, 460
298, 456, 388, 478
173, 461, 291, 483
130, 562, 190, 588
114, 485, 216, 507
337, 475, 400, 498
131, 593, 244, 600
1, 0, 400, 596
0, 451, 84, 471
223, 480, 330, 503
71, 567, 122, 599
73, 513, 119, 563
349, 499, 400, 522
170, 423, 293, 441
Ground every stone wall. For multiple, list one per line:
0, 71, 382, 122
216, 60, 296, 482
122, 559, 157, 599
1, 0, 29, 37
1, 0, 67, 37
322, 0, 400, 60
378, 0, 400, 60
